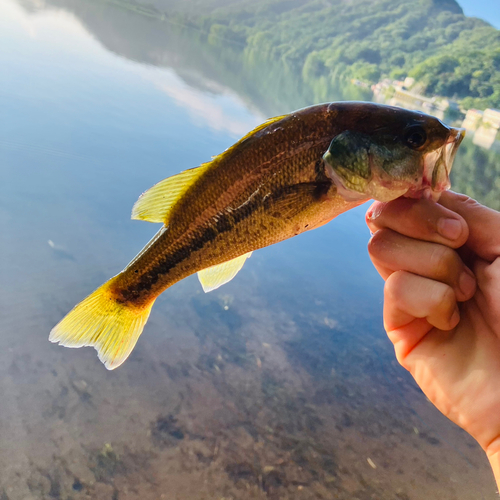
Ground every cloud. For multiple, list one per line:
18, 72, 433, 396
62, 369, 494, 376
9, 0, 91, 41
149, 70, 263, 137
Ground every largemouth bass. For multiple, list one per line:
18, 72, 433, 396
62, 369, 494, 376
50, 102, 465, 369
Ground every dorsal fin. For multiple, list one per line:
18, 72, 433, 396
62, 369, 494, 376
198, 252, 252, 293
132, 114, 287, 224
131, 162, 212, 223
210, 114, 288, 161
234, 115, 287, 144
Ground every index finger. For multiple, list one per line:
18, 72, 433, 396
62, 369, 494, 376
366, 197, 469, 249
439, 191, 500, 262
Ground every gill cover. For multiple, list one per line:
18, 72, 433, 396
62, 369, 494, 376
323, 131, 409, 202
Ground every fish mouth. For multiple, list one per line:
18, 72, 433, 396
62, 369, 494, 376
443, 127, 465, 176
406, 127, 465, 201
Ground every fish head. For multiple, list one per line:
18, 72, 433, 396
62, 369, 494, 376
323, 103, 465, 202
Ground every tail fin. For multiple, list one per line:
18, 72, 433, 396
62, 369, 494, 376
49, 280, 154, 370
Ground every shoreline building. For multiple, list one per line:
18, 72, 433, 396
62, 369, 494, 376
462, 108, 500, 151
372, 77, 459, 122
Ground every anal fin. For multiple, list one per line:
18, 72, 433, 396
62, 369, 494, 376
198, 252, 252, 293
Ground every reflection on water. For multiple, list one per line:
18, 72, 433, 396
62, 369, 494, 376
1, 0, 499, 498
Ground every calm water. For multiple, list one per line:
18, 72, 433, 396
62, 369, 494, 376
1, 1, 498, 499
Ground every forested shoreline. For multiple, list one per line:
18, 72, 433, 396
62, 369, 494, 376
124, 0, 500, 110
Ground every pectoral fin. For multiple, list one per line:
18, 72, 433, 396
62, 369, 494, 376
198, 252, 252, 293
132, 162, 212, 224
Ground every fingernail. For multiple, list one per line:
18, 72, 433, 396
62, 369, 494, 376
450, 306, 460, 327
459, 268, 476, 297
437, 218, 462, 240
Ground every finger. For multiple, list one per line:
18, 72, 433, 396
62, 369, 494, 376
368, 229, 476, 302
384, 271, 459, 363
439, 191, 500, 262
366, 197, 468, 249
384, 271, 460, 331
473, 257, 500, 324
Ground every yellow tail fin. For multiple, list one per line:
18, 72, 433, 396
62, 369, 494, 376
49, 281, 154, 370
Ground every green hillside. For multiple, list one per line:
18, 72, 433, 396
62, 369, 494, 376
132, 0, 500, 110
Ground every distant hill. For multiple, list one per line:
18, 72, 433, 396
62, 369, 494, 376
136, 0, 500, 110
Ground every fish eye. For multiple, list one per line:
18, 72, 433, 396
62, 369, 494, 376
404, 126, 427, 150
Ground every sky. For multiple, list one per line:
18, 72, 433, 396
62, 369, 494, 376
457, 0, 500, 29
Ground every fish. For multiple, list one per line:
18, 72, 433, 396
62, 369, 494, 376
49, 102, 465, 369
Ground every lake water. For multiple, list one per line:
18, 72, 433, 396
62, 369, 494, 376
1, 1, 499, 499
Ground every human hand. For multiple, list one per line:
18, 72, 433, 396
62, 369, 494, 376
365, 191, 500, 484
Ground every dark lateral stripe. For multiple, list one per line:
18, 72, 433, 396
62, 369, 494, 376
118, 191, 262, 302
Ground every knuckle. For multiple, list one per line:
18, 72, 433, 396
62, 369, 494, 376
395, 350, 413, 372
482, 258, 500, 287
492, 257, 500, 275
455, 193, 482, 213
429, 245, 457, 277
367, 233, 380, 255
449, 191, 475, 205
385, 270, 408, 300
458, 193, 476, 206
367, 228, 390, 256
432, 283, 455, 313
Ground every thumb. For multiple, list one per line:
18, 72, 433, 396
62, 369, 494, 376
439, 191, 500, 262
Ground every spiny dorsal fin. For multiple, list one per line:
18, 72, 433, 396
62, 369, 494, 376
132, 114, 287, 224
211, 114, 288, 162
131, 162, 212, 223
234, 115, 288, 144
198, 252, 252, 293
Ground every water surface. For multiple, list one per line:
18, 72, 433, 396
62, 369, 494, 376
1, 1, 498, 499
